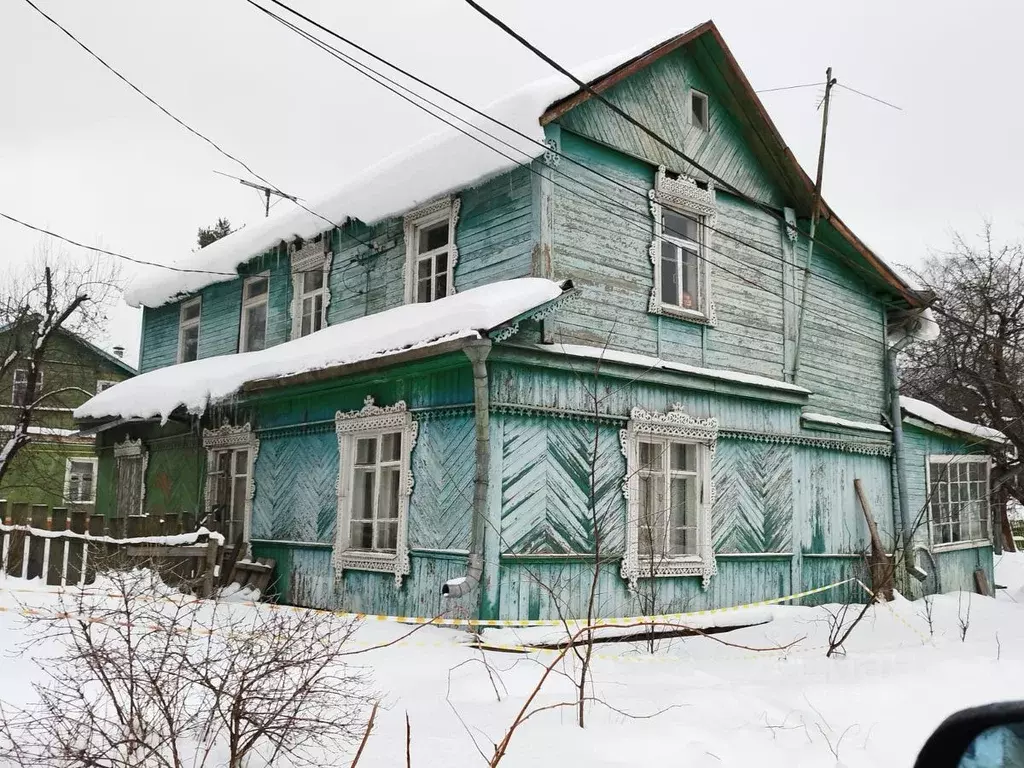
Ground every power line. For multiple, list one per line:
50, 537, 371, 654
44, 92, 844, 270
755, 82, 825, 94
835, 82, 903, 111
0, 212, 237, 277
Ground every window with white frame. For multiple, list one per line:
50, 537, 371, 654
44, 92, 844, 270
928, 455, 991, 548
290, 237, 331, 339
203, 424, 258, 546
64, 457, 98, 504
690, 89, 709, 132
649, 167, 716, 323
96, 379, 118, 394
11, 369, 42, 406
333, 396, 417, 586
239, 274, 270, 352
178, 297, 201, 363
404, 198, 460, 304
113, 438, 147, 518
621, 405, 718, 589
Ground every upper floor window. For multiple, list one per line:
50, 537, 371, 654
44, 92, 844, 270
404, 197, 461, 304
11, 369, 42, 407
96, 379, 118, 394
648, 167, 716, 324
239, 273, 269, 352
333, 396, 417, 586
290, 237, 331, 339
928, 455, 991, 549
178, 297, 201, 363
690, 89, 709, 132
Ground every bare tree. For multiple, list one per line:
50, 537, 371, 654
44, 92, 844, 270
901, 224, 1024, 513
0, 239, 121, 487
0, 564, 371, 768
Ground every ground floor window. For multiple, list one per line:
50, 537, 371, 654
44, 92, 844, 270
928, 455, 991, 548
203, 425, 258, 546
621, 405, 718, 589
113, 439, 147, 518
64, 457, 97, 505
333, 396, 417, 586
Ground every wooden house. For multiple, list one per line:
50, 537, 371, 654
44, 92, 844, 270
75, 22, 1002, 619
1, 326, 135, 511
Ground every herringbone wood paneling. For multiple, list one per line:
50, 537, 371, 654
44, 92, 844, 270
408, 416, 475, 550
501, 416, 624, 554
712, 440, 793, 553
252, 432, 338, 543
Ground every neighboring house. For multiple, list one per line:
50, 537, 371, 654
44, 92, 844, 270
75, 21, 1003, 620
1, 327, 135, 511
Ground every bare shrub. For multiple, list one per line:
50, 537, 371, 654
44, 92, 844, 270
0, 566, 371, 768
958, 590, 972, 642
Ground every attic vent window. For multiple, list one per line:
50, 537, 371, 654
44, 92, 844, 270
690, 90, 709, 132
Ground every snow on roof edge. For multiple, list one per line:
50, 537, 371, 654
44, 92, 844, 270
77, 278, 571, 424
900, 396, 1005, 444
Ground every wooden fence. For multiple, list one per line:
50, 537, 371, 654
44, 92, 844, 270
0, 501, 221, 596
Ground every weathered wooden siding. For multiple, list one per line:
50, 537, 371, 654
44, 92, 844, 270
144, 437, 205, 518
139, 304, 178, 373
556, 47, 781, 205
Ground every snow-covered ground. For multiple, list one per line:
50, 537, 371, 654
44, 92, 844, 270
3, 559, 1024, 766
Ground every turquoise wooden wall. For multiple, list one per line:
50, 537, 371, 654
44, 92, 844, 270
139, 167, 536, 373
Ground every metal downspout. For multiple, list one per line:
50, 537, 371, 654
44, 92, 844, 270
887, 335, 928, 582
442, 341, 492, 599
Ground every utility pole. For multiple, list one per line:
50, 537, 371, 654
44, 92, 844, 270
792, 67, 837, 383
213, 171, 299, 217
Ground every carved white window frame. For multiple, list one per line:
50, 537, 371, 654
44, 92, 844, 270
202, 424, 259, 547
63, 456, 98, 505
289, 236, 332, 340
403, 196, 460, 305
333, 396, 417, 587
620, 405, 718, 590
648, 166, 717, 325
113, 437, 148, 518
177, 296, 202, 363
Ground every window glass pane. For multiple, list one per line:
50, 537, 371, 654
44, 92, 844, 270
417, 258, 432, 280
639, 441, 662, 472
352, 468, 375, 520
355, 437, 377, 466
378, 467, 401, 521
670, 443, 696, 472
692, 93, 707, 129
376, 521, 398, 552
350, 521, 373, 549
183, 301, 201, 321
312, 295, 323, 332
244, 303, 267, 351
663, 210, 700, 242
182, 325, 199, 362
638, 474, 663, 558
303, 269, 324, 292
669, 476, 698, 555
231, 476, 246, 534
679, 247, 699, 310
380, 432, 401, 462
435, 272, 448, 299
660, 241, 679, 306
246, 277, 269, 298
417, 278, 432, 303
234, 449, 248, 476
418, 221, 448, 253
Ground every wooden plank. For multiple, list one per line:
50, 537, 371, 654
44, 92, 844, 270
974, 568, 991, 597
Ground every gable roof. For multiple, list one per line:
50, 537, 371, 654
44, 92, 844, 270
541, 21, 925, 308
0, 319, 136, 377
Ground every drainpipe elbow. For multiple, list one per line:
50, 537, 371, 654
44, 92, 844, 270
442, 553, 483, 598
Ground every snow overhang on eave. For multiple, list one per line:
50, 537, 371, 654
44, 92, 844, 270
902, 415, 1007, 447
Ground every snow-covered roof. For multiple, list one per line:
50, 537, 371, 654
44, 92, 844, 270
125, 42, 668, 309
77, 278, 572, 424
531, 343, 811, 395
801, 412, 891, 433
900, 396, 1006, 444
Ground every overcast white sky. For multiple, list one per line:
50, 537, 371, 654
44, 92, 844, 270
4, 0, 1024, 368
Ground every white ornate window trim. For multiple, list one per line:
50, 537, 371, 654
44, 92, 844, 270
403, 196, 460, 305
289, 236, 332, 340
620, 405, 718, 590
63, 456, 98, 505
202, 424, 259, 547
113, 437, 148, 517
648, 166, 717, 325
333, 396, 417, 587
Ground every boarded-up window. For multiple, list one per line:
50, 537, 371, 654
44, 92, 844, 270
113, 439, 146, 518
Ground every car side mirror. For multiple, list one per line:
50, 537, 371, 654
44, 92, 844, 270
915, 702, 1024, 767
